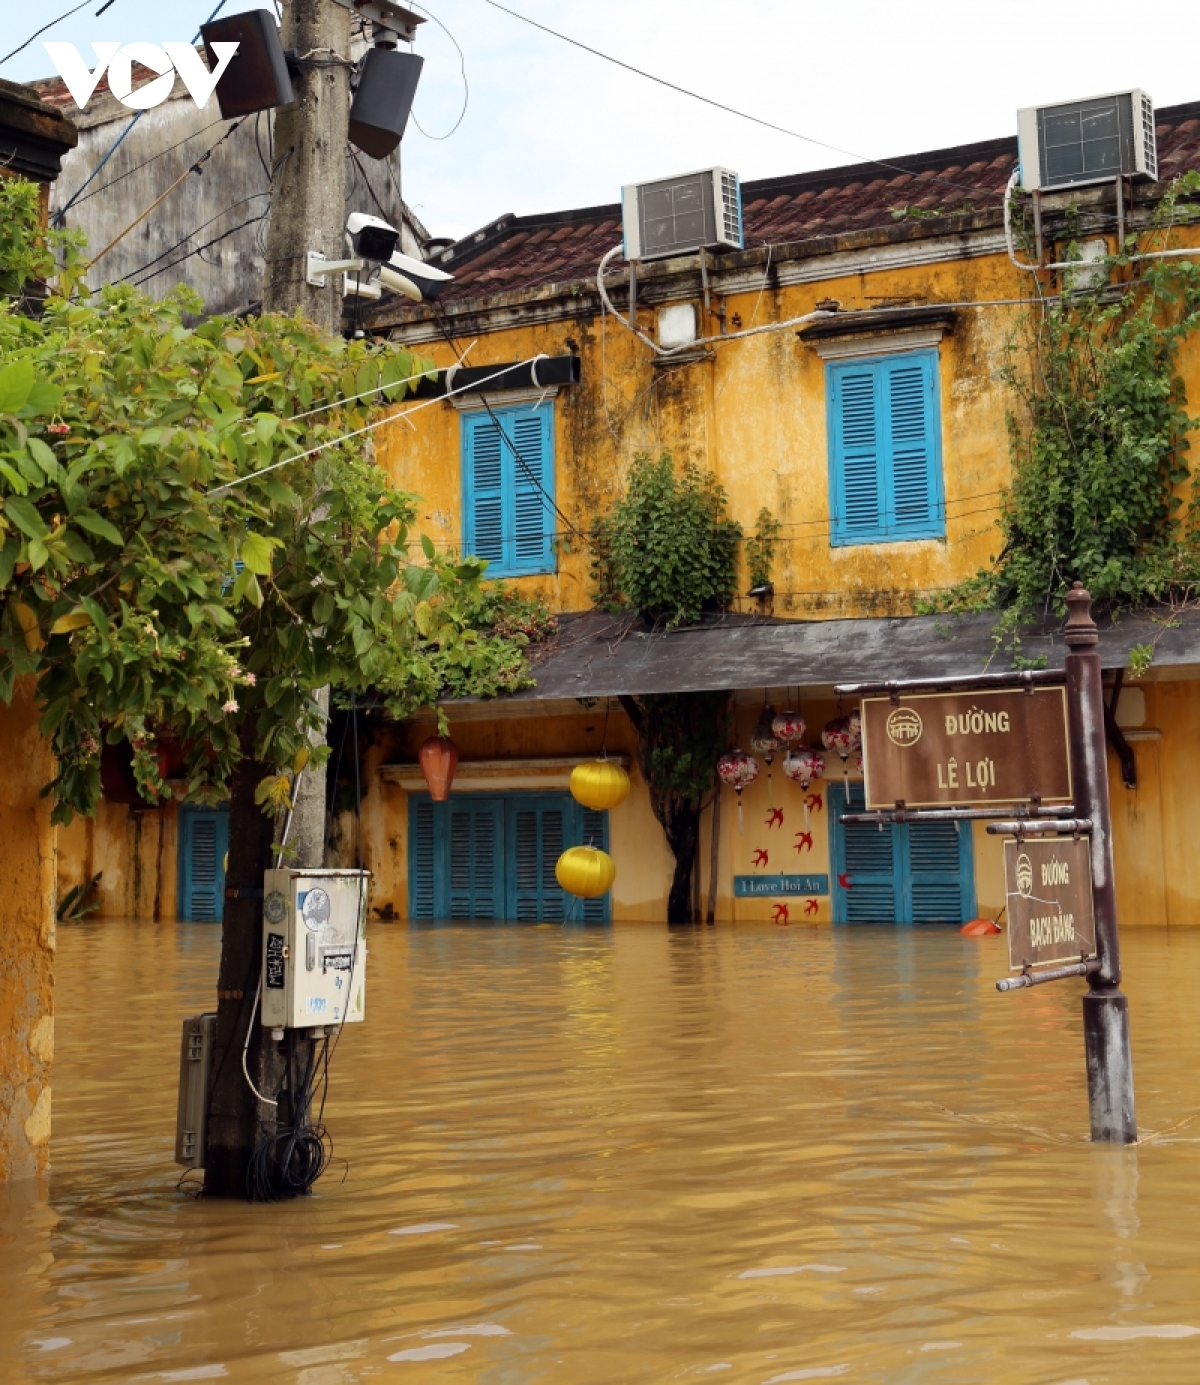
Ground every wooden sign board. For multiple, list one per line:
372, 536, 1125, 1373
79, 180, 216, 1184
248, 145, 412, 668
861, 686, 1072, 811
1004, 836, 1097, 970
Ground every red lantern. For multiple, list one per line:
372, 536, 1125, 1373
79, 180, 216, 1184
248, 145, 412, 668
717, 748, 760, 832
822, 714, 862, 787
418, 735, 459, 801
749, 705, 780, 806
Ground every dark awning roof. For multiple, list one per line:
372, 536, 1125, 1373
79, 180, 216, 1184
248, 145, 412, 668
445, 607, 1200, 707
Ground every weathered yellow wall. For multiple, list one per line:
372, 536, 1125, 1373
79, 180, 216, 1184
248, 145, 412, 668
57, 801, 178, 919
377, 251, 1033, 619
0, 684, 57, 1180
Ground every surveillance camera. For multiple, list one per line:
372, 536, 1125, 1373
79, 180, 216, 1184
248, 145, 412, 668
378, 251, 455, 303
346, 212, 400, 263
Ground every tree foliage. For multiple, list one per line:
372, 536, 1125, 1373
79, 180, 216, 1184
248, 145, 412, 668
591, 451, 741, 627
0, 177, 550, 823
926, 173, 1200, 652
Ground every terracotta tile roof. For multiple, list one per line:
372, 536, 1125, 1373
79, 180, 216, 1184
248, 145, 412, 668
429, 100, 1200, 305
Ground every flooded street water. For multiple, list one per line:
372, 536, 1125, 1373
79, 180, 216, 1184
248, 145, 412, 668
4, 919, 1200, 1383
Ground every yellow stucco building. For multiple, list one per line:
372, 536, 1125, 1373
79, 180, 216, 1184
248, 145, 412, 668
53, 99, 1200, 938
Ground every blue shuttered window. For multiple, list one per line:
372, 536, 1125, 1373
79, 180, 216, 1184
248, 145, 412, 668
409, 792, 610, 923
178, 806, 229, 922
830, 782, 974, 924
462, 404, 556, 577
827, 350, 945, 546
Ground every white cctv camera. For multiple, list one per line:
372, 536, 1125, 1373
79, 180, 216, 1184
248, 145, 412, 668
346, 212, 401, 262
378, 251, 454, 303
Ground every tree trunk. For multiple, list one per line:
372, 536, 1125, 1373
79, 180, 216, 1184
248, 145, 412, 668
665, 801, 701, 923
203, 715, 280, 1198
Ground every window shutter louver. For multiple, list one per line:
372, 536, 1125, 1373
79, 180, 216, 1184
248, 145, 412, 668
837, 783, 898, 922
577, 805, 611, 923
908, 819, 971, 923
447, 802, 501, 919
180, 809, 229, 921
410, 799, 436, 918
461, 404, 556, 577
828, 351, 944, 546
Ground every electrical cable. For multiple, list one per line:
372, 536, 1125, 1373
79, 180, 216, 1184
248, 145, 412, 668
404, 0, 469, 141
52, 0, 232, 227
129, 204, 269, 286
241, 975, 278, 1109
0, 0, 91, 69
206, 353, 555, 496
62, 117, 227, 211
483, 0, 1000, 202
121, 190, 268, 283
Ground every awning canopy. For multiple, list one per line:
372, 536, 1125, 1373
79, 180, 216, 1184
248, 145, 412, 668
444, 607, 1200, 708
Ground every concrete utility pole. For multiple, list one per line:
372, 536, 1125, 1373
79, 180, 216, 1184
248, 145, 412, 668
1064, 583, 1137, 1143
205, 0, 351, 1197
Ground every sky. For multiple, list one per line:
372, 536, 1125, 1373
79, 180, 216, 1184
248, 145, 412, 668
5, 0, 1200, 241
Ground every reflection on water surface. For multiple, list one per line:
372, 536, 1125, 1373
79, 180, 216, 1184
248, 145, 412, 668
4, 919, 1200, 1383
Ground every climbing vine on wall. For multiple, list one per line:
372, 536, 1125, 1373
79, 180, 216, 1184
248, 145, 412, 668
925, 172, 1200, 655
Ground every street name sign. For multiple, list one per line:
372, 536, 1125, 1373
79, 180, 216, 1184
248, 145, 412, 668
860, 686, 1072, 810
1004, 835, 1097, 970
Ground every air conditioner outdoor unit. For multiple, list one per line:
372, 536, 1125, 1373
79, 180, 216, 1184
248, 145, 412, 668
1018, 89, 1157, 193
622, 166, 743, 262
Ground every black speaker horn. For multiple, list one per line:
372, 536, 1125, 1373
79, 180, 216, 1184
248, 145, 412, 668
349, 48, 424, 160
200, 8, 294, 118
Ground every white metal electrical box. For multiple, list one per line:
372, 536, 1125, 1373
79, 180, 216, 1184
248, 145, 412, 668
1018, 89, 1157, 192
622, 166, 743, 261
175, 1012, 216, 1168
261, 869, 369, 1031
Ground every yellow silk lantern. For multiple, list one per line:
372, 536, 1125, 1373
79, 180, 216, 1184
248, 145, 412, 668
555, 845, 617, 898
569, 758, 631, 811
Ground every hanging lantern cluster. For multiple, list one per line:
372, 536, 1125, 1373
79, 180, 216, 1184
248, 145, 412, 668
556, 845, 617, 899
749, 705, 781, 806
570, 756, 631, 811
717, 748, 760, 832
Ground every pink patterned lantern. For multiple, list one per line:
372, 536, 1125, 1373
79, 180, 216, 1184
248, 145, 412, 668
822, 714, 863, 785
784, 746, 825, 827
749, 706, 781, 806
771, 709, 807, 746
717, 748, 760, 833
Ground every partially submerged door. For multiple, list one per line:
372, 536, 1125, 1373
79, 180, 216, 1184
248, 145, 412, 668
830, 782, 973, 924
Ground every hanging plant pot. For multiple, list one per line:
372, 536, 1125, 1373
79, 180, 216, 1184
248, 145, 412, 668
570, 758, 631, 811
418, 735, 459, 801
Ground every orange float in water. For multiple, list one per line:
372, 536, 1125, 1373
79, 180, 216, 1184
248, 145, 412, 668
960, 917, 1002, 936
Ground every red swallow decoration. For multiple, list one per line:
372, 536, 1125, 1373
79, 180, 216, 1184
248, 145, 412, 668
838, 872, 852, 890
764, 807, 785, 829
793, 831, 813, 854
804, 898, 819, 916
772, 903, 789, 925
804, 791, 823, 814
752, 848, 770, 867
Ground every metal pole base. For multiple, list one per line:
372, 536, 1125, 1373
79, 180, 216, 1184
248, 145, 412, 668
1082, 990, 1136, 1143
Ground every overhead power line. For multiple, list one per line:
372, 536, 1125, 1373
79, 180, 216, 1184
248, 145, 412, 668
482, 0, 1000, 202
0, 0, 91, 69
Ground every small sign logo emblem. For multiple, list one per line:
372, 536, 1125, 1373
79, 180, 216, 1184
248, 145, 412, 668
886, 707, 923, 747
1016, 852, 1034, 898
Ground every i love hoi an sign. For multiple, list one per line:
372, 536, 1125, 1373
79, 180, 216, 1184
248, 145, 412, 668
1004, 836, 1097, 970
860, 686, 1072, 811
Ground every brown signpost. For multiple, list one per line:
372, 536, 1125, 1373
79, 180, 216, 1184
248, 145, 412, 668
860, 685, 1072, 810
1004, 836, 1097, 971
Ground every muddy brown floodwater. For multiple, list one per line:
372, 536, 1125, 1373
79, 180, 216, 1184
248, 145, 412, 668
4, 920, 1200, 1383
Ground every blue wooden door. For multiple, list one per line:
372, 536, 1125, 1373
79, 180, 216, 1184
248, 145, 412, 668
409, 792, 610, 923
830, 782, 973, 924
178, 806, 229, 922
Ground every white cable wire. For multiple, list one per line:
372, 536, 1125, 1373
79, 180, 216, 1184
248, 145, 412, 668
242, 975, 278, 1108
208, 354, 549, 497
1004, 168, 1200, 273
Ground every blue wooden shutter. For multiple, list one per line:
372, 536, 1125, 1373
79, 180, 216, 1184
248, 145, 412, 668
832, 783, 896, 923
510, 410, 553, 569
463, 414, 505, 565
576, 804, 611, 923
409, 799, 436, 919
448, 801, 502, 919
828, 352, 944, 546
510, 797, 567, 922
831, 367, 882, 541
883, 356, 942, 536
180, 808, 228, 922
906, 819, 974, 924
